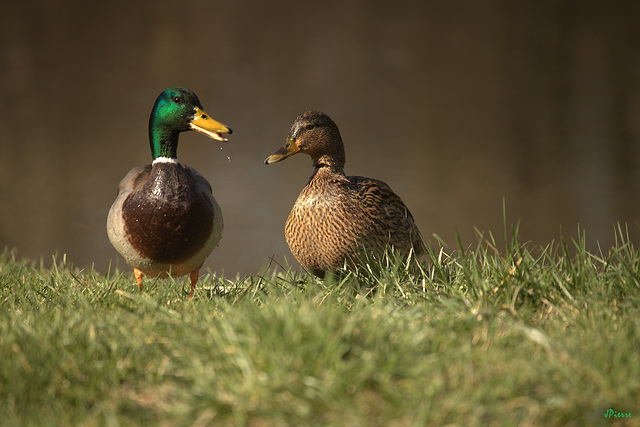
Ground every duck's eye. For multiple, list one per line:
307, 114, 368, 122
305, 124, 315, 130
173, 96, 182, 104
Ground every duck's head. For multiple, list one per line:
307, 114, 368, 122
264, 110, 345, 169
149, 87, 232, 160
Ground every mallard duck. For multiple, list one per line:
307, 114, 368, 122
264, 110, 424, 277
107, 87, 232, 298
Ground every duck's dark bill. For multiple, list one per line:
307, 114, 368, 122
265, 137, 300, 164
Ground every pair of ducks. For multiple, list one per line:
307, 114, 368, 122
107, 87, 424, 298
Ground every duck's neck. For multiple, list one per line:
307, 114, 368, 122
149, 117, 181, 160
313, 154, 345, 175
310, 160, 346, 186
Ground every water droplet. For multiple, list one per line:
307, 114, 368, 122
227, 156, 231, 163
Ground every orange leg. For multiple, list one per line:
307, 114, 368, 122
188, 269, 199, 300
134, 268, 144, 291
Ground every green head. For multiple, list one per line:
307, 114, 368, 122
148, 87, 232, 160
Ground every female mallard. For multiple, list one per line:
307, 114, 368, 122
265, 110, 423, 277
107, 87, 232, 298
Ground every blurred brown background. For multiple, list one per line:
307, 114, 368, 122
1, 0, 639, 276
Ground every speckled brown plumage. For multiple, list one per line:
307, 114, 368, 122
265, 110, 424, 277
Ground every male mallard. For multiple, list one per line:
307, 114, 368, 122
107, 87, 232, 298
265, 110, 423, 277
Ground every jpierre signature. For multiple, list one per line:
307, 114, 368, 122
604, 409, 631, 419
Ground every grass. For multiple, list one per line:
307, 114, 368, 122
1, 224, 639, 426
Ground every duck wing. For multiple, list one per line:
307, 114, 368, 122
115, 165, 152, 196
183, 165, 213, 195
347, 175, 424, 254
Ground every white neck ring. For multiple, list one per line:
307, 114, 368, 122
152, 157, 179, 165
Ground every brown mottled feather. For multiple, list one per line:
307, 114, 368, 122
269, 110, 424, 277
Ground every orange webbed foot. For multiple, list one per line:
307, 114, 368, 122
188, 269, 199, 301
134, 268, 144, 291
